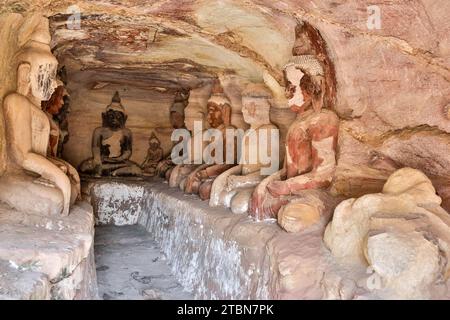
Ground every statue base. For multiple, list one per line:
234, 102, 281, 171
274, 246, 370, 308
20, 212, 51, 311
0, 200, 98, 299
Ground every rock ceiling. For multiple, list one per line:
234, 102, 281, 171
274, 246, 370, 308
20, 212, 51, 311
1, 0, 303, 90
1, 0, 448, 108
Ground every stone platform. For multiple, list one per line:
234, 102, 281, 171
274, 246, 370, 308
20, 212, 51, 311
84, 178, 331, 300
0, 201, 98, 300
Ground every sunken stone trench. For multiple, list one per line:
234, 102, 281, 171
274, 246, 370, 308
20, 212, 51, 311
95, 225, 192, 300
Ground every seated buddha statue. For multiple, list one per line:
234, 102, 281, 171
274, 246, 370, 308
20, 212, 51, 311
168, 104, 208, 190
209, 83, 278, 213
0, 19, 79, 216
141, 132, 164, 176
249, 54, 339, 232
79, 91, 142, 177
182, 80, 237, 200
155, 87, 190, 179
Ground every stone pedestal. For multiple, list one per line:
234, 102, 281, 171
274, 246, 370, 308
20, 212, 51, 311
84, 178, 329, 299
0, 201, 98, 300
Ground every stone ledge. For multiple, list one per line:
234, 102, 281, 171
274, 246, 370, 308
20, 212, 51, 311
87, 178, 329, 299
0, 201, 98, 300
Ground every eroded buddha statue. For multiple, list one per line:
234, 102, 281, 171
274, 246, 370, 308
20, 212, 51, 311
209, 83, 278, 213
182, 80, 237, 200
249, 55, 339, 232
155, 87, 190, 179
168, 103, 208, 190
79, 91, 142, 177
142, 132, 164, 176
323, 168, 450, 299
0, 21, 80, 216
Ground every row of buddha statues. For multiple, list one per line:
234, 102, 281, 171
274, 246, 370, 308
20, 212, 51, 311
77, 88, 189, 178
1, 16, 448, 299
0, 18, 339, 235
139, 23, 341, 233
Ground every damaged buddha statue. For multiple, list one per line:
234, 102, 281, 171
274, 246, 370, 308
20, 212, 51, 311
324, 168, 450, 299
249, 24, 339, 232
182, 80, 237, 200
168, 97, 210, 190
0, 19, 80, 216
141, 132, 164, 176
79, 91, 142, 177
155, 87, 190, 179
209, 83, 278, 213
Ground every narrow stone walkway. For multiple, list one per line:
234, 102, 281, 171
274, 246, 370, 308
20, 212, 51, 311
94, 225, 193, 300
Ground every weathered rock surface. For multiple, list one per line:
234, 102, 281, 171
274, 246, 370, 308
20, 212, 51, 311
86, 179, 329, 299
0, 201, 98, 300
95, 225, 193, 300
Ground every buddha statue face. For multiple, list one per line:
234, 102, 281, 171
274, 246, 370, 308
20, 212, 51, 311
32, 62, 58, 101
175, 87, 190, 102
170, 110, 185, 129
17, 55, 58, 103
284, 64, 305, 111
149, 135, 160, 150
206, 103, 231, 129
102, 91, 128, 130
103, 109, 127, 130
42, 85, 65, 115
206, 103, 224, 128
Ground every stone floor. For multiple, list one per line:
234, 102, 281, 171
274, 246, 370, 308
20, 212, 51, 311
94, 225, 193, 300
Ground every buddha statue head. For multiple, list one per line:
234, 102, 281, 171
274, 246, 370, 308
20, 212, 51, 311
15, 19, 58, 103
41, 83, 65, 116
206, 79, 232, 129
148, 132, 161, 150
170, 87, 190, 129
241, 83, 272, 127
283, 55, 325, 113
102, 91, 128, 130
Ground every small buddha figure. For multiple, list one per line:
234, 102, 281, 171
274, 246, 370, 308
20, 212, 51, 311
0, 19, 79, 216
155, 87, 190, 179
249, 37, 339, 230
209, 83, 278, 213
182, 80, 237, 200
141, 132, 164, 176
79, 91, 142, 177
